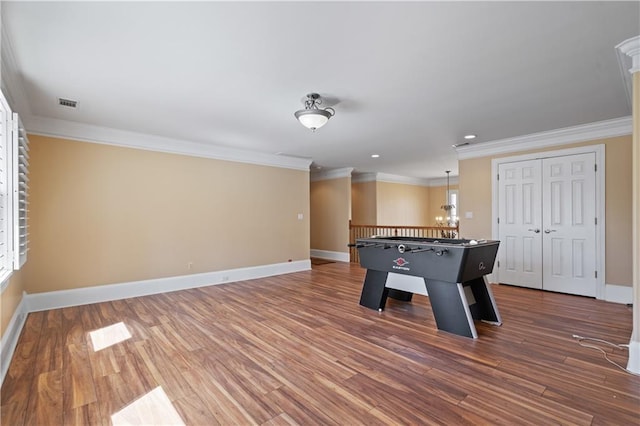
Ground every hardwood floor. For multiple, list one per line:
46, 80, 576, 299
2, 262, 638, 425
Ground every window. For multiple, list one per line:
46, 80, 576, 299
0, 90, 29, 287
449, 190, 458, 223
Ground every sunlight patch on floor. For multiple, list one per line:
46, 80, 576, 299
111, 386, 185, 426
89, 321, 132, 351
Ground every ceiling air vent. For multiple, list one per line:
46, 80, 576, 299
452, 142, 470, 148
58, 98, 78, 108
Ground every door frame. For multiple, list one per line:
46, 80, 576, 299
491, 144, 605, 299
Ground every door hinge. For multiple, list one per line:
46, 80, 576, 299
497, 217, 500, 224
497, 260, 500, 268
595, 217, 597, 225
595, 271, 598, 278
497, 173, 500, 181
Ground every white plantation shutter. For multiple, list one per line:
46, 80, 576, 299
12, 113, 28, 269
0, 90, 30, 285
0, 94, 11, 277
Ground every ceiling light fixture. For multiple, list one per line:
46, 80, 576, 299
371, 154, 380, 158
441, 170, 455, 216
464, 134, 477, 140
294, 93, 335, 132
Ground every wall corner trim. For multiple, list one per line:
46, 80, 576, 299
1, 293, 28, 386
25, 260, 311, 313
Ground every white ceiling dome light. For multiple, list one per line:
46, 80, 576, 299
294, 93, 335, 132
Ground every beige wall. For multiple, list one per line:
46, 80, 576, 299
1, 272, 24, 337
458, 158, 494, 239
459, 135, 633, 286
22, 135, 310, 294
351, 181, 377, 224
604, 137, 634, 286
351, 181, 459, 227
310, 177, 351, 253
376, 181, 431, 226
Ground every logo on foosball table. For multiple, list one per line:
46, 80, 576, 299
392, 257, 410, 271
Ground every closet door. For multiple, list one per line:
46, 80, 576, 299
497, 160, 543, 289
542, 153, 597, 297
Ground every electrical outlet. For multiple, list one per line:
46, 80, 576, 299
221, 275, 229, 282
187, 262, 193, 270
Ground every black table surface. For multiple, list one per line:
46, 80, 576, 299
355, 236, 500, 283
355, 236, 496, 247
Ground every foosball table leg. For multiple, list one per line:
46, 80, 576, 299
359, 270, 389, 311
424, 279, 478, 338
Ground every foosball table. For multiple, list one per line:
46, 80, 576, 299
353, 236, 502, 338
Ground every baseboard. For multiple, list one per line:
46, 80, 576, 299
605, 284, 633, 304
1, 293, 28, 385
26, 260, 311, 312
627, 340, 640, 375
310, 249, 350, 263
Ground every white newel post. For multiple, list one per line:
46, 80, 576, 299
617, 35, 640, 374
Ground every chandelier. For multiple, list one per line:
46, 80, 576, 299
439, 170, 456, 226
294, 93, 335, 131
435, 170, 458, 237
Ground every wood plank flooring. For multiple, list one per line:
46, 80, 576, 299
2, 262, 638, 425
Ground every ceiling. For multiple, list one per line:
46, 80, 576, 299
2, 2, 638, 180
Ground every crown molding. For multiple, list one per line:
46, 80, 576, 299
351, 172, 438, 187
351, 172, 377, 183
376, 173, 431, 186
617, 35, 640, 73
23, 115, 313, 171
616, 35, 640, 109
310, 167, 354, 182
427, 176, 459, 187
455, 116, 632, 160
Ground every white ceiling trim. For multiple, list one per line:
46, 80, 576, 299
351, 173, 377, 184
310, 167, 354, 182
351, 172, 435, 187
615, 37, 636, 109
428, 176, 460, 187
23, 115, 313, 171
455, 116, 632, 160
376, 173, 433, 187
616, 35, 640, 73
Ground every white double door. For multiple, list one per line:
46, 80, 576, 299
497, 153, 597, 297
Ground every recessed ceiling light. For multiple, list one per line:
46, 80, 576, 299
371, 154, 380, 158
464, 134, 477, 140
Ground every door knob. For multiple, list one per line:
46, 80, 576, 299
544, 229, 557, 234
527, 228, 540, 233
